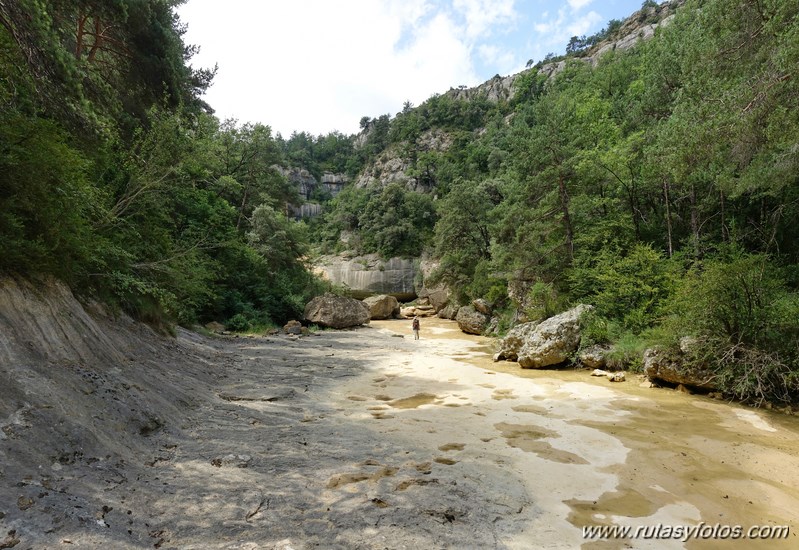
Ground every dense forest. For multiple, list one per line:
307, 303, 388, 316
2, 0, 798, 404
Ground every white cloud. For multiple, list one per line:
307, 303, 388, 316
527, 4, 604, 64
179, 0, 480, 136
477, 44, 517, 75
179, 0, 617, 136
567, 0, 594, 11
452, 0, 517, 39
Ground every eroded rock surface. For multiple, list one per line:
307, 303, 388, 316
456, 305, 489, 335
314, 254, 419, 301
644, 346, 718, 391
495, 304, 593, 368
363, 294, 400, 320
0, 277, 535, 549
304, 293, 370, 328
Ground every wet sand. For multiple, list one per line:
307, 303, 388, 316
365, 318, 799, 549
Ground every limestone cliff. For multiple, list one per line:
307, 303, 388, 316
354, 129, 453, 191
313, 254, 420, 301
442, 0, 684, 103
274, 166, 348, 218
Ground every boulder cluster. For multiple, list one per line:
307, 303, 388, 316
297, 289, 717, 394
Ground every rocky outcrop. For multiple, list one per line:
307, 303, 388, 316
275, 166, 317, 199
438, 303, 460, 320
314, 254, 419, 301
430, 1, 686, 107
401, 305, 436, 318
445, 74, 516, 103
456, 306, 490, 335
644, 346, 717, 391
492, 322, 540, 362
416, 258, 451, 313
274, 166, 348, 219
291, 203, 323, 219
494, 305, 593, 368
472, 299, 491, 315
355, 130, 453, 191
303, 293, 370, 329
321, 172, 348, 197
283, 320, 303, 335
579, 345, 609, 370
363, 295, 400, 320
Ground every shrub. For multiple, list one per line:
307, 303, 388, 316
672, 249, 799, 404
226, 313, 251, 332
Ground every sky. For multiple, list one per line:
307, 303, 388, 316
178, 0, 647, 137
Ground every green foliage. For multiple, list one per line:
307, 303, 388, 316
0, 113, 96, 281
605, 332, 651, 372
226, 313, 251, 332
571, 244, 677, 332
358, 184, 437, 258
670, 248, 799, 403
523, 281, 566, 322
674, 249, 796, 348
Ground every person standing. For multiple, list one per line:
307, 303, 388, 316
412, 316, 420, 340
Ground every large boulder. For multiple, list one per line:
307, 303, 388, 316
363, 295, 400, 320
578, 345, 610, 370
416, 258, 451, 313
400, 305, 436, 318
304, 293, 370, 329
437, 303, 460, 320
495, 305, 593, 368
472, 298, 491, 315
644, 346, 717, 391
456, 306, 489, 335
493, 322, 540, 361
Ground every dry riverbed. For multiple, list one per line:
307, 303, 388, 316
2, 315, 799, 549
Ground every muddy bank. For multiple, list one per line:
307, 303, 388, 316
2, 280, 798, 548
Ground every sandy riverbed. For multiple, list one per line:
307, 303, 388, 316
365, 318, 799, 549
3, 315, 798, 549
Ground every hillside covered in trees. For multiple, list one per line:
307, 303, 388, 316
2, 0, 798, 404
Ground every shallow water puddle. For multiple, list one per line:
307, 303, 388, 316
326, 466, 399, 490
495, 422, 589, 464
388, 392, 439, 409
492, 388, 517, 400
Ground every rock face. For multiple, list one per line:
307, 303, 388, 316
579, 345, 609, 369
493, 322, 540, 362
438, 303, 460, 320
401, 305, 436, 318
456, 306, 490, 335
494, 305, 593, 368
303, 293, 370, 329
445, 74, 517, 103
314, 254, 419, 301
354, 130, 453, 192
274, 166, 348, 219
416, 258, 451, 313
283, 320, 303, 334
363, 295, 400, 320
644, 347, 717, 391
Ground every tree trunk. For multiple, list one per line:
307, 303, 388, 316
558, 172, 574, 261
689, 182, 700, 259
663, 177, 673, 257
